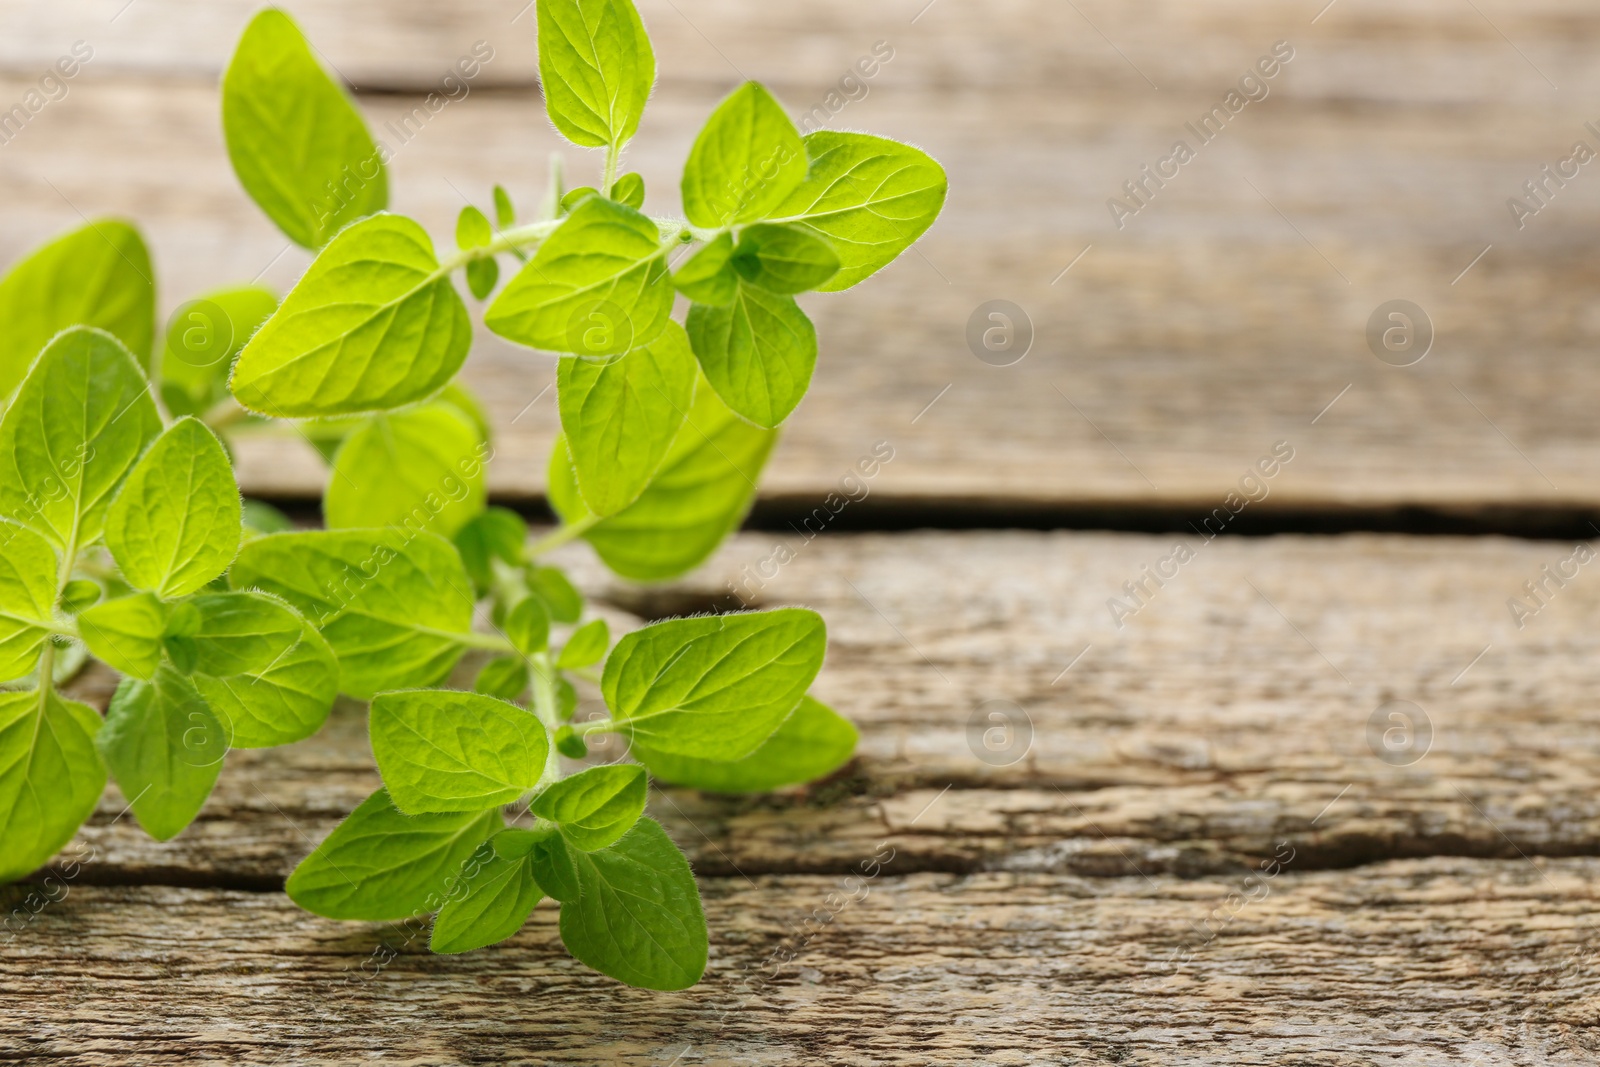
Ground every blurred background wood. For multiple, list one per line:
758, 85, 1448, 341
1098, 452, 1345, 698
3, 0, 1599, 512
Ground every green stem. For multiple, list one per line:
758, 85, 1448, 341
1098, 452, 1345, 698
527, 516, 601, 559
528, 651, 563, 792
202, 398, 252, 433
436, 219, 565, 274
601, 141, 620, 199
451, 629, 517, 654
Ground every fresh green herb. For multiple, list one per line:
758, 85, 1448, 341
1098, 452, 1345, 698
0, 0, 945, 991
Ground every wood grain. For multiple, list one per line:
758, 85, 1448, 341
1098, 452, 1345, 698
6, 861, 1599, 1065
1, 1, 1599, 508
38, 529, 1600, 888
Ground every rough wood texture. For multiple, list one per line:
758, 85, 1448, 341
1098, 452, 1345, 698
42, 530, 1600, 890
7, 862, 1600, 1066
2, 1, 1599, 507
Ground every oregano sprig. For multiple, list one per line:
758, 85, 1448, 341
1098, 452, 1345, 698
0, 0, 944, 991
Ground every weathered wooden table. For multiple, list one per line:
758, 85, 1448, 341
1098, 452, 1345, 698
5, 1, 1600, 1063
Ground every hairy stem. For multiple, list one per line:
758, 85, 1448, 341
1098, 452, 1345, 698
601, 141, 620, 199
527, 516, 600, 558
528, 651, 563, 791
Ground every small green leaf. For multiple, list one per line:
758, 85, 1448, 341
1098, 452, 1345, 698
768, 132, 948, 291
530, 763, 645, 851
554, 724, 588, 760
526, 566, 583, 624
731, 223, 840, 294
603, 609, 826, 761
612, 172, 645, 209
160, 286, 278, 419
370, 689, 548, 814
504, 597, 550, 656
687, 283, 817, 428
494, 185, 516, 229
0, 688, 105, 883
230, 214, 472, 418
430, 829, 545, 954
191, 614, 337, 748
97, 667, 227, 841
229, 530, 478, 699
559, 818, 706, 989
0, 327, 162, 554
536, 0, 655, 149
0, 522, 61, 682
454, 508, 527, 593
181, 591, 304, 677
557, 320, 696, 516
456, 205, 493, 250
635, 694, 856, 792
286, 787, 502, 921
681, 83, 806, 228
78, 593, 166, 681
473, 656, 528, 700
222, 8, 387, 248
241, 499, 294, 536
105, 418, 241, 598
560, 187, 600, 215
59, 579, 101, 613
486, 195, 672, 357
325, 402, 488, 539
528, 828, 580, 902
548, 378, 777, 581
671, 233, 737, 307
557, 618, 609, 670
0, 219, 155, 397
467, 258, 500, 301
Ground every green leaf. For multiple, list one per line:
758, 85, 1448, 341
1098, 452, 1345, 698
222, 8, 387, 249
554, 723, 588, 759
530, 763, 645, 851
241, 499, 294, 536
456, 206, 493, 250
769, 131, 948, 291
504, 597, 550, 656
59, 579, 101, 613
180, 591, 304, 677
603, 608, 826, 761
635, 694, 856, 792
473, 656, 528, 700
466, 258, 500, 302
536, 0, 655, 149
671, 233, 737, 307
548, 379, 777, 581
487, 196, 673, 357
286, 787, 501, 921
454, 507, 527, 593
0, 219, 155, 398
681, 83, 806, 228
687, 283, 817, 428
191, 614, 337, 748
0, 327, 162, 554
731, 223, 840, 294
229, 530, 477, 699
557, 320, 696, 516
526, 565, 583, 624
370, 689, 548, 815
528, 827, 580, 902
557, 618, 609, 670
0, 688, 105, 883
325, 402, 488, 540
612, 172, 646, 210
494, 185, 516, 229
105, 418, 241, 598
560, 187, 600, 215
0, 522, 61, 682
78, 592, 166, 681
430, 829, 545, 954
229, 214, 472, 418
160, 286, 278, 419
97, 667, 227, 841
559, 817, 706, 989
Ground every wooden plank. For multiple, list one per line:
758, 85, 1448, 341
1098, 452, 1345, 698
5, 861, 1597, 1065
2, 3, 1600, 508
41, 529, 1600, 888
